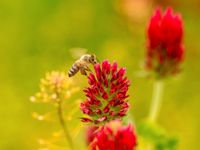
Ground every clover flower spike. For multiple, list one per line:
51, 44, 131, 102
80, 60, 130, 124
146, 7, 184, 78
90, 121, 137, 150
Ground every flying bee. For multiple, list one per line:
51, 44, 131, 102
68, 54, 98, 77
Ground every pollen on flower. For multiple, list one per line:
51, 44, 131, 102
80, 60, 130, 124
146, 7, 184, 78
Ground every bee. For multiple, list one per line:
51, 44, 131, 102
68, 54, 98, 77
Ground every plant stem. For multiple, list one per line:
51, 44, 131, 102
57, 100, 74, 150
148, 80, 164, 122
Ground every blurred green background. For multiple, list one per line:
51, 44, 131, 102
0, 0, 199, 149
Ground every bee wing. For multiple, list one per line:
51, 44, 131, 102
69, 47, 88, 59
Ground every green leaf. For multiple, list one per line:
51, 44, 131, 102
136, 120, 178, 150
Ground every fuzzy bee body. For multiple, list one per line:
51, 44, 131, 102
68, 54, 97, 77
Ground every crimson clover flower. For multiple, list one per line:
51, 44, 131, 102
89, 121, 137, 150
85, 126, 99, 145
146, 7, 184, 78
80, 60, 130, 124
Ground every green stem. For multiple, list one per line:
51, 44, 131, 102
57, 100, 74, 150
148, 80, 164, 122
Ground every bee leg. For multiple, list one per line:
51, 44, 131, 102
80, 68, 87, 76
84, 65, 91, 72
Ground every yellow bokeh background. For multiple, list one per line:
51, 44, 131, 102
0, 0, 199, 149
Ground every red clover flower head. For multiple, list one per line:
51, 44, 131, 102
85, 126, 99, 145
90, 121, 137, 150
146, 7, 184, 78
80, 60, 130, 124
